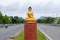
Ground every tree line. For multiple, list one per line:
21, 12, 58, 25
36, 17, 60, 24
0, 11, 60, 24
0, 11, 24, 24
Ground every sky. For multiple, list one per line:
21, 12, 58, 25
0, 0, 60, 18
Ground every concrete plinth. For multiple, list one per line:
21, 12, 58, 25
24, 22, 37, 40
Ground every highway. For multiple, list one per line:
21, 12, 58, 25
0, 24, 24, 40
0, 24, 60, 40
38, 24, 60, 40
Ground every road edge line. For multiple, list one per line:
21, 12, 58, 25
37, 27, 53, 40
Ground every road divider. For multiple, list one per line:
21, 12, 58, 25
9, 30, 22, 40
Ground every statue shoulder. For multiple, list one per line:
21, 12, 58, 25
28, 11, 33, 13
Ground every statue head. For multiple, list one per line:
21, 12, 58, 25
28, 7, 32, 12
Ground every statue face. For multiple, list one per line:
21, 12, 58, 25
28, 8, 32, 11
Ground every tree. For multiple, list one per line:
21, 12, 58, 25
54, 17, 59, 24
37, 19, 45, 23
9, 16, 24, 24
0, 11, 3, 24
37, 17, 53, 24
3, 15, 11, 24
45, 17, 52, 23
9, 16, 15, 24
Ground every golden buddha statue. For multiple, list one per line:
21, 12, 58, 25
25, 7, 36, 22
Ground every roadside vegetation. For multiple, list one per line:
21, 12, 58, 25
15, 30, 46, 40
0, 11, 60, 24
37, 17, 60, 24
0, 11, 24, 24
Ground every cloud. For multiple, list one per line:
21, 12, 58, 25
0, 0, 60, 18
0, 0, 18, 6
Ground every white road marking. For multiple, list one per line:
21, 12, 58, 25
38, 27, 53, 40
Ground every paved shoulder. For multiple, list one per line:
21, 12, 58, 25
38, 24, 60, 40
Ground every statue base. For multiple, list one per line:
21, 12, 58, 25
24, 22, 37, 40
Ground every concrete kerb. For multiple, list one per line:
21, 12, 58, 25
9, 30, 23, 40
9, 27, 53, 40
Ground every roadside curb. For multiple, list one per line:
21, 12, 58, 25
9, 30, 22, 40
9, 27, 53, 40
37, 27, 53, 40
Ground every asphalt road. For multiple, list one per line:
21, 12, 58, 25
38, 24, 60, 40
0, 24, 24, 40
0, 24, 60, 40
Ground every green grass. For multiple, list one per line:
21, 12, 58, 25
15, 30, 46, 40
15, 31, 24, 40
37, 30, 46, 40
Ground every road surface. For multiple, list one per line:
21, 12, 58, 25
0, 24, 24, 40
38, 24, 60, 40
0, 24, 60, 40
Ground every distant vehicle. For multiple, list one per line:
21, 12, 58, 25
5, 24, 8, 28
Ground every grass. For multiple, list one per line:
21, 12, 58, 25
15, 30, 46, 40
37, 30, 46, 40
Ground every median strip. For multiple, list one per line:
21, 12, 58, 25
14, 30, 46, 40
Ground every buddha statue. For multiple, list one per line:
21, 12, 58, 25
25, 7, 36, 22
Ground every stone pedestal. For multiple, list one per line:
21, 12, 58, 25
24, 22, 37, 40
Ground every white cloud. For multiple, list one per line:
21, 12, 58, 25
0, 0, 18, 6
0, 0, 27, 6
0, 0, 60, 18
29, 0, 60, 6
0, 0, 60, 7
